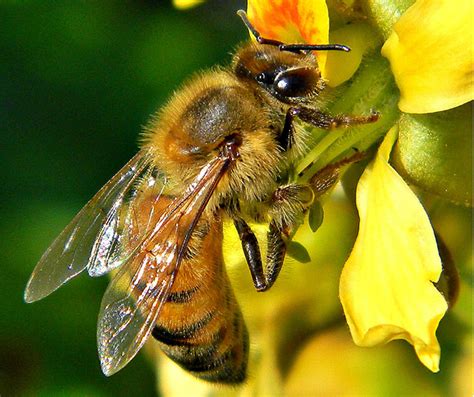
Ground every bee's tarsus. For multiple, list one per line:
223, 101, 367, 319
309, 151, 367, 197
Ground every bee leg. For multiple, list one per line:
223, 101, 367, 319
233, 218, 267, 291
309, 151, 367, 197
262, 152, 368, 292
234, 216, 289, 292
263, 184, 314, 291
237, 147, 364, 293
263, 220, 287, 291
278, 107, 297, 150
234, 217, 288, 293
289, 106, 379, 130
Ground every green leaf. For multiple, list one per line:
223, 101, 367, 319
392, 103, 472, 206
308, 201, 324, 232
287, 241, 311, 263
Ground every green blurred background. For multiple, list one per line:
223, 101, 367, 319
1, 1, 245, 395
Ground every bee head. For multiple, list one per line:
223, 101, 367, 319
233, 43, 325, 104
234, 10, 350, 104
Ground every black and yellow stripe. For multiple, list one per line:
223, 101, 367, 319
152, 218, 249, 384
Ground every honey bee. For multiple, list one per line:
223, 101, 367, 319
24, 10, 378, 383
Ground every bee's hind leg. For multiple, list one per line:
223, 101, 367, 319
234, 217, 287, 292
262, 184, 315, 291
264, 220, 287, 291
234, 218, 266, 291
237, 152, 369, 293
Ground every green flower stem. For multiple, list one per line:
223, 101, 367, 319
297, 52, 400, 183
360, 0, 415, 39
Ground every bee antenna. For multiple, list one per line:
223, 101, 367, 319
237, 9, 350, 53
280, 43, 350, 52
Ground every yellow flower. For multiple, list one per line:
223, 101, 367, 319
381, 0, 474, 113
339, 126, 448, 372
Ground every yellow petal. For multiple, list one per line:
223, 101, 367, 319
247, 0, 330, 74
172, 0, 205, 9
325, 22, 380, 87
381, 0, 474, 113
339, 126, 448, 372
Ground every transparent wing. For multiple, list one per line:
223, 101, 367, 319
24, 150, 159, 303
97, 156, 229, 376
87, 165, 167, 278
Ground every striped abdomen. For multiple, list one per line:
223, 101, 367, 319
151, 216, 249, 383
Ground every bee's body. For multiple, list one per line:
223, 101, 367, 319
156, 225, 248, 383
133, 194, 248, 383
146, 66, 284, 211
138, 44, 334, 381
139, 66, 288, 382
24, 11, 378, 383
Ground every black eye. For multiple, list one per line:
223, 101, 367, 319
274, 68, 319, 98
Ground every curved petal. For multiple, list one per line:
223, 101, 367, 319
247, 0, 330, 74
339, 126, 448, 372
172, 0, 205, 9
381, 0, 474, 113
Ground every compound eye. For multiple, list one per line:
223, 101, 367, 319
274, 68, 319, 98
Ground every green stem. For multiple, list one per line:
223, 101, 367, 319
297, 52, 400, 183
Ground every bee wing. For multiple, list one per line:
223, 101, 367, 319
86, 163, 167, 278
24, 150, 159, 303
97, 156, 229, 376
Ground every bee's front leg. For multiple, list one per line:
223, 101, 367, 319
289, 106, 379, 130
278, 106, 378, 152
